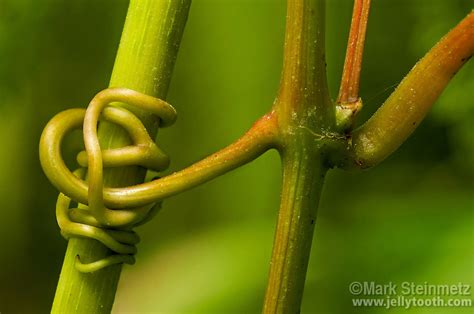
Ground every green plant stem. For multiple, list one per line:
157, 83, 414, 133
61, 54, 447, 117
264, 148, 327, 313
51, 1, 191, 313
348, 11, 474, 169
264, 0, 332, 312
263, 5, 473, 313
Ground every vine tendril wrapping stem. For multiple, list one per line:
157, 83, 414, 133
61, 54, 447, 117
40, 87, 278, 272
41, 88, 177, 272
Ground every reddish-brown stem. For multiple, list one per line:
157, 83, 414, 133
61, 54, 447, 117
337, 0, 371, 103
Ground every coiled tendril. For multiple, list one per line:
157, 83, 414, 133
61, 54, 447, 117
40, 88, 177, 273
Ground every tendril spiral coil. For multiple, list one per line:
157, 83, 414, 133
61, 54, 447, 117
40, 88, 177, 273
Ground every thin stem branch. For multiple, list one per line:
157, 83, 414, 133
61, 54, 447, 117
337, 0, 371, 104
51, 1, 191, 312
346, 12, 474, 169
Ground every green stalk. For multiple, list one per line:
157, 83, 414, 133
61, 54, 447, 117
264, 149, 327, 313
264, 0, 332, 312
349, 12, 474, 169
51, 1, 191, 312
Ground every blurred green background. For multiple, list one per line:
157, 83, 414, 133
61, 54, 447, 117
0, 0, 472, 313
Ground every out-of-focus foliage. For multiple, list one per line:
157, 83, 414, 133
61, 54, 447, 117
0, 0, 472, 313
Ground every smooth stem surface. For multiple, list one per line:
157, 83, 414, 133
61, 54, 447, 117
337, 0, 371, 103
265, 0, 332, 312
275, 0, 332, 128
52, 1, 191, 313
349, 11, 474, 169
264, 148, 327, 313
